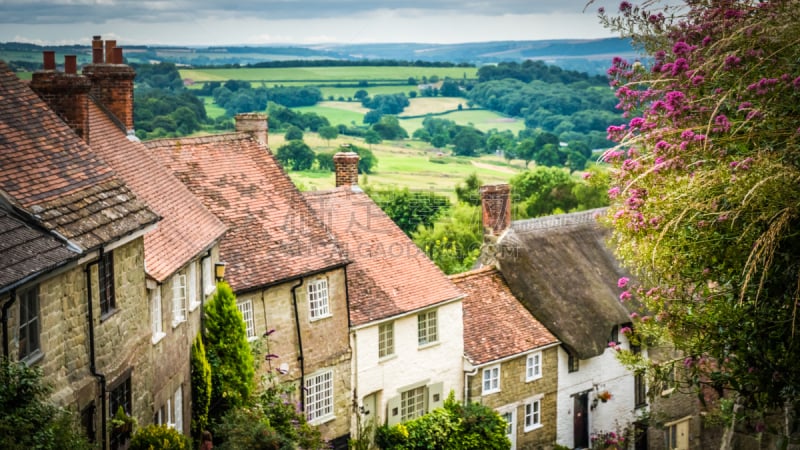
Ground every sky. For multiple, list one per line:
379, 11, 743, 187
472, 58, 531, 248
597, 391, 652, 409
0, 0, 626, 46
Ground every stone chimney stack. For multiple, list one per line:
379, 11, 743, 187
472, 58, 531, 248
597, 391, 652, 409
333, 152, 360, 187
480, 184, 511, 236
30, 51, 92, 141
82, 36, 136, 132
235, 113, 269, 145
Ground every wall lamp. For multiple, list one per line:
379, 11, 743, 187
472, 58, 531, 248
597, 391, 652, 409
214, 262, 226, 282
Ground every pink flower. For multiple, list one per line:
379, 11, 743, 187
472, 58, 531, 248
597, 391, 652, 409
582, 172, 592, 180
608, 186, 621, 198
617, 277, 630, 288
619, 291, 632, 302
620, 326, 632, 335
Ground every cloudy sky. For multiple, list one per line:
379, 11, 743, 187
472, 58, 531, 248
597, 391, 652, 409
0, 0, 626, 46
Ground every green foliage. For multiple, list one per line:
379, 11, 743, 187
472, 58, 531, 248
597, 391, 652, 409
451, 127, 484, 157
371, 115, 408, 140
511, 167, 577, 218
601, 0, 800, 415
204, 282, 255, 422
375, 392, 510, 450
316, 151, 336, 171
413, 204, 482, 275
284, 125, 304, 141
0, 358, 92, 450
276, 140, 316, 171
191, 333, 212, 442
454, 173, 483, 206
366, 185, 451, 236
130, 424, 191, 450
345, 143, 378, 174
318, 125, 339, 144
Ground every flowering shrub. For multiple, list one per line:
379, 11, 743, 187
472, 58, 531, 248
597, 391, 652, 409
599, 0, 800, 413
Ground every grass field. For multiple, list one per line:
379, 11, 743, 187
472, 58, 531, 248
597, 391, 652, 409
267, 132, 525, 199
180, 66, 478, 83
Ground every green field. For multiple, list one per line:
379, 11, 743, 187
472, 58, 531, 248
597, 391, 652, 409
180, 66, 477, 83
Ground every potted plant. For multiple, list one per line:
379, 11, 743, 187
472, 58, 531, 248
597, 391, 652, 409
110, 406, 137, 441
597, 390, 612, 403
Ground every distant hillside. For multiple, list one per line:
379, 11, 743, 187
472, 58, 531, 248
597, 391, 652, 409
0, 37, 640, 75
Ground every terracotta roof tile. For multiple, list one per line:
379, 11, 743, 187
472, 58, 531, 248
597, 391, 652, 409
145, 134, 347, 292
451, 266, 558, 366
0, 61, 159, 249
87, 103, 226, 282
304, 187, 463, 326
0, 205, 79, 290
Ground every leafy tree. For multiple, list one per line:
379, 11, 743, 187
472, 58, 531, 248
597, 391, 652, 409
354, 89, 369, 101
315, 151, 335, 171
366, 186, 450, 235
511, 166, 577, 218
451, 127, 484, 156
347, 144, 378, 174
454, 173, 483, 206
375, 392, 509, 450
600, 0, 800, 428
371, 115, 408, 140
413, 204, 483, 275
363, 109, 382, 125
440, 79, 462, 97
431, 133, 449, 149
191, 333, 212, 442
0, 358, 92, 450
535, 143, 564, 167
276, 140, 315, 171
515, 138, 537, 168
318, 125, 339, 145
364, 129, 382, 148
204, 283, 255, 422
284, 125, 304, 141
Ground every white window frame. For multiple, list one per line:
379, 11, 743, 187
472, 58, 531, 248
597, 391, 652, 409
237, 300, 256, 340
188, 262, 199, 311
150, 286, 165, 344
482, 364, 501, 395
400, 386, 427, 422
417, 309, 438, 346
305, 369, 335, 424
498, 407, 517, 449
523, 394, 543, 432
172, 274, 187, 327
202, 257, 215, 296
379, 321, 394, 358
307, 278, 331, 320
526, 351, 542, 382
173, 386, 183, 433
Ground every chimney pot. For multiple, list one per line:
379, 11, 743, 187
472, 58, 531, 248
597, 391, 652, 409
113, 47, 123, 64
480, 184, 511, 236
104, 40, 116, 64
64, 55, 77, 74
92, 36, 104, 63
42, 51, 56, 71
235, 113, 269, 145
334, 152, 360, 187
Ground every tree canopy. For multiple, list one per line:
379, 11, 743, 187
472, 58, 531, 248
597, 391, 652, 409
601, 0, 800, 418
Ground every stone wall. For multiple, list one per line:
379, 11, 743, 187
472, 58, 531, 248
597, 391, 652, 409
466, 346, 559, 449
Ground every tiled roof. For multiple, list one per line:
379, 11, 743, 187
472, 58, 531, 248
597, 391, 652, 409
145, 134, 347, 292
451, 266, 558, 366
496, 208, 633, 359
87, 103, 226, 282
0, 61, 159, 249
0, 203, 79, 291
304, 186, 463, 326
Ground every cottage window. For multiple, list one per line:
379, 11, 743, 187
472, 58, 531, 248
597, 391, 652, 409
523, 395, 543, 432
237, 300, 256, 340
172, 386, 183, 433
482, 365, 501, 395
18, 286, 41, 362
665, 417, 691, 450
149, 286, 165, 344
400, 386, 427, 422
635, 371, 647, 408
526, 351, 542, 381
109, 374, 132, 450
417, 310, 438, 346
188, 262, 199, 311
172, 274, 187, 326
305, 369, 334, 423
379, 321, 394, 358
568, 350, 580, 373
308, 278, 330, 320
99, 251, 116, 315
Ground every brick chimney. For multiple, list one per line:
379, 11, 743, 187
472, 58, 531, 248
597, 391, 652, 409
235, 113, 269, 145
480, 184, 511, 236
333, 152, 360, 187
30, 52, 92, 141
82, 36, 136, 132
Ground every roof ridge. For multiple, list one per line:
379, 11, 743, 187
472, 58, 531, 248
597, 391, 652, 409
511, 207, 607, 233
144, 131, 249, 147
448, 265, 497, 281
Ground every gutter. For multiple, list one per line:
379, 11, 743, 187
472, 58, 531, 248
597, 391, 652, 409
290, 278, 306, 411
85, 254, 107, 450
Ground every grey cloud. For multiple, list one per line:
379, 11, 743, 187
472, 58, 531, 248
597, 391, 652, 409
0, 0, 599, 24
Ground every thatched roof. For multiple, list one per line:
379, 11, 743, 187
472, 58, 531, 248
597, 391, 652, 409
495, 208, 632, 359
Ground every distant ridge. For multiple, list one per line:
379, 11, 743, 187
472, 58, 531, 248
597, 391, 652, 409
0, 37, 639, 75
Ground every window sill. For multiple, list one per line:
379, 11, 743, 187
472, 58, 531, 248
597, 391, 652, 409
417, 341, 440, 350
247, 336, 259, 342
152, 332, 166, 345
172, 319, 186, 329
189, 301, 201, 313
526, 374, 543, 383
309, 313, 332, 322
308, 414, 335, 426
482, 388, 500, 396
524, 424, 543, 433
100, 308, 119, 322
22, 350, 44, 366
379, 354, 397, 363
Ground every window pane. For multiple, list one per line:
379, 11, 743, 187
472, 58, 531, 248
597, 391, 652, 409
237, 300, 255, 338
305, 370, 334, 422
308, 279, 330, 319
